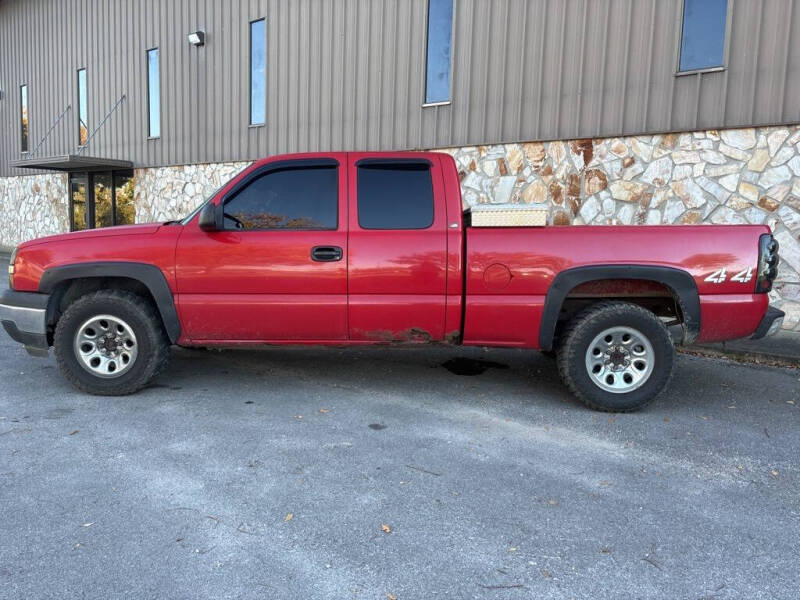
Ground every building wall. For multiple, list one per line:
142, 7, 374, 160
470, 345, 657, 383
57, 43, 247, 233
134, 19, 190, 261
0, 173, 68, 248
2, 0, 800, 177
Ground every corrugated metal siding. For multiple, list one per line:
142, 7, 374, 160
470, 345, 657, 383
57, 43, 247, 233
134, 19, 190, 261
1, 0, 798, 177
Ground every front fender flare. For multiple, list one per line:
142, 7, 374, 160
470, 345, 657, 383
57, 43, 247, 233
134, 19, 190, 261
539, 265, 700, 350
38, 262, 180, 343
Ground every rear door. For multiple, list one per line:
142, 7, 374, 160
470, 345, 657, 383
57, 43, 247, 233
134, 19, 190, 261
175, 155, 348, 342
346, 154, 449, 342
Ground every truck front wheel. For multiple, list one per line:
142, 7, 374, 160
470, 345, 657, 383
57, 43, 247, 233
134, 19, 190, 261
54, 290, 170, 395
556, 301, 674, 412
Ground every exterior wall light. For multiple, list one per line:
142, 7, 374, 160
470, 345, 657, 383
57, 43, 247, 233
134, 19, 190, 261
187, 30, 205, 46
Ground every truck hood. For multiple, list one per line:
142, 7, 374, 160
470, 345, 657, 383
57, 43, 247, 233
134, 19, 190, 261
18, 223, 166, 249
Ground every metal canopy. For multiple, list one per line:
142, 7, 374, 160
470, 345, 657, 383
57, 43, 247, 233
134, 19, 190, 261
9, 154, 133, 172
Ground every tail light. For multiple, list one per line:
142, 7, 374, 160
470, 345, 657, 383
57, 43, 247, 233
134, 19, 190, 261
7, 246, 18, 289
755, 233, 779, 293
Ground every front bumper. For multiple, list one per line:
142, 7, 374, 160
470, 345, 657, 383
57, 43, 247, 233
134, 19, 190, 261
750, 306, 785, 340
0, 289, 50, 356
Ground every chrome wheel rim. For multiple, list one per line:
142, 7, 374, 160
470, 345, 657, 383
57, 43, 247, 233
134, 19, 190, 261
585, 326, 654, 394
73, 314, 138, 379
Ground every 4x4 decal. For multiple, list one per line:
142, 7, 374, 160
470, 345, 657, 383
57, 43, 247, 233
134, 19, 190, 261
704, 267, 753, 284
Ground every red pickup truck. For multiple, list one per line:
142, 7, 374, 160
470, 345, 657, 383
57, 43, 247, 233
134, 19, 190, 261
0, 152, 784, 411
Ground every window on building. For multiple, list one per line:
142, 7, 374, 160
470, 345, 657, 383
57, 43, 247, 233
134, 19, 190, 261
357, 162, 434, 230
69, 170, 135, 231
678, 0, 728, 72
424, 0, 454, 105
20, 85, 29, 152
223, 165, 338, 230
77, 68, 88, 146
147, 48, 160, 137
250, 19, 266, 125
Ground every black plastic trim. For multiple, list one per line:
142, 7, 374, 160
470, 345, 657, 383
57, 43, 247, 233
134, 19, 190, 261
354, 157, 433, 167
2, 320, 48, 352
310, 246, 343, 262
0, 289, 50, 310
750, 306, 785, 340
38, 262, 181, 343
539, 265, 701, 350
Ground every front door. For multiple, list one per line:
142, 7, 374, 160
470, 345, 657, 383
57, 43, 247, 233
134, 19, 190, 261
175, 156, 348, 342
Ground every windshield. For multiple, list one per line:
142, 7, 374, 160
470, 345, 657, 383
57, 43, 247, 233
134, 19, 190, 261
178, 182, 226, 225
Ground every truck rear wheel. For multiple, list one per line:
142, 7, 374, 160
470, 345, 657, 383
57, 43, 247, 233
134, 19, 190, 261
54, 290, 170, 395
556, 301, 674, 412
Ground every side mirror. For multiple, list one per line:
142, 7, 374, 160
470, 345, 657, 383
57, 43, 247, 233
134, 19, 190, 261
198, 202, 217, 232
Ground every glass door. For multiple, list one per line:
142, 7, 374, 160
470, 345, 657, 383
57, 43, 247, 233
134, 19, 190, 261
70, 174, 89, 231
93, 172, 113, 228
68, 169, 135, 231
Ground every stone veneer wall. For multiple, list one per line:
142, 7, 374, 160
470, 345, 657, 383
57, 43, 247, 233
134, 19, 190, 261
133, 161, 251, 223
0, 173, 69, 249
439, 125, 800, 331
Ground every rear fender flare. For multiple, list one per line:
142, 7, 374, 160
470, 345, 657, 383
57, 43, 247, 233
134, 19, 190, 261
539, 265, 700, 350
38, 262, 180, 343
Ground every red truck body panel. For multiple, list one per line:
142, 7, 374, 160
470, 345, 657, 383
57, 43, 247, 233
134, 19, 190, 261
10, 151, 772, 350
13, 224, 181, 294
462, 225, 769, 346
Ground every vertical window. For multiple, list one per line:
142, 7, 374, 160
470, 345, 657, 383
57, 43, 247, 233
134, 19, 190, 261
249, 19, 266, 125
20, 85, 29, 152
77, 69, 88, 146
357, 162, 434, 230
678, 0, 728, 72
147, 48, 160, 137
424, 0, 454, 105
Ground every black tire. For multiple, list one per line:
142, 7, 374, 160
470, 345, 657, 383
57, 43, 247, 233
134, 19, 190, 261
556, 301, 674, 412
54, 289, 170, 395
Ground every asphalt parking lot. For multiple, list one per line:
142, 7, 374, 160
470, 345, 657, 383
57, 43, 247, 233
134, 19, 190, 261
1, 328, 798, 599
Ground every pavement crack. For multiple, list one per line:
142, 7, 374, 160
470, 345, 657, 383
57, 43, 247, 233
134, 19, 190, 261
406, 464, 442, 476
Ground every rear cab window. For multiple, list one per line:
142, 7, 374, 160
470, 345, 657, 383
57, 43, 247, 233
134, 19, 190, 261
356, 161, 434, 230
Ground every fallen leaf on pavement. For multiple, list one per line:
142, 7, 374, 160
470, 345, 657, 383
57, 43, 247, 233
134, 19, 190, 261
69, 430, 79, 435
285, 513, 293, 522
547, 499, 558, 506
387, 594, 397, 600
771, 470, 779, 477
319, 408, 329, 413
381, 524, 391, 533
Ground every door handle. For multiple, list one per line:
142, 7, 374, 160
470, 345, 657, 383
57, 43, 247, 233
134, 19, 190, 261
311, 245, 343, 262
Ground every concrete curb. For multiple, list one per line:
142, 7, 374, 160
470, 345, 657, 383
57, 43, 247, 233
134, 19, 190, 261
683, 331, 800, 369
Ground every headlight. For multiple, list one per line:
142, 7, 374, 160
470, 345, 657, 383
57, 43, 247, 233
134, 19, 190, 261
8, 246, 18, 289
755, 234, 779, 294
